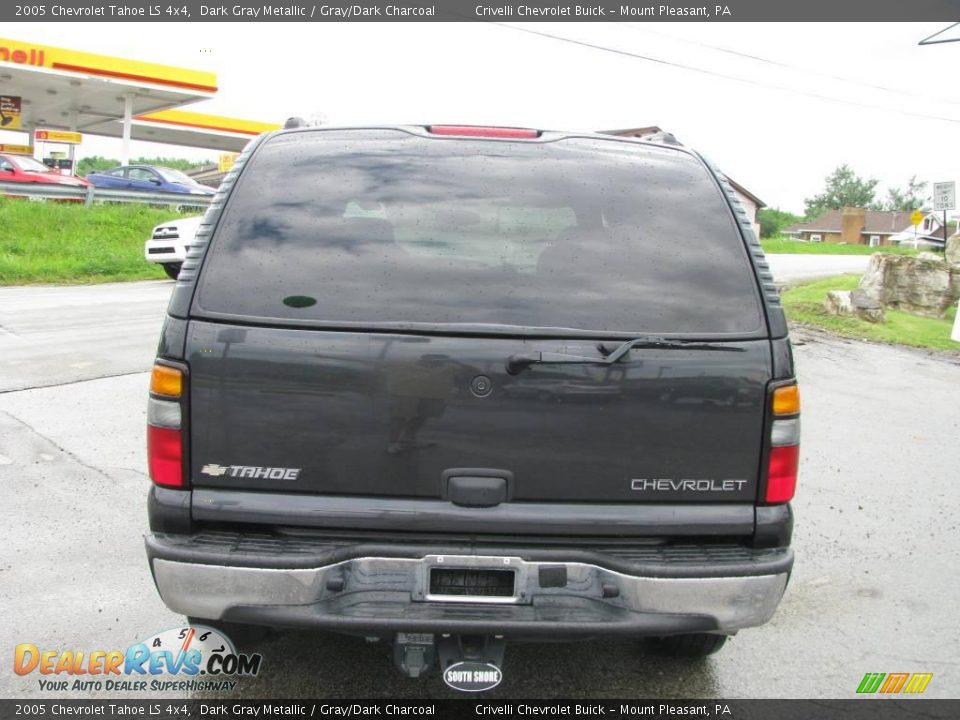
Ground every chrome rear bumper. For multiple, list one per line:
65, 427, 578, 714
150, 549, 790, 637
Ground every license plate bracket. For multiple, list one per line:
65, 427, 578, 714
414, 554, 528, 604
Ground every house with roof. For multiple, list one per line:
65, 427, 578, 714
785, 208, 948, 248
600, 127, 766, 239
888, 213, 953, 248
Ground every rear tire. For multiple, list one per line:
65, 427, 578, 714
645, 633, 728, 657
162, 263, 182, 280
186, 617, 271, 649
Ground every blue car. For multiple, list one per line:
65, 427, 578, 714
86, 165, 215, 195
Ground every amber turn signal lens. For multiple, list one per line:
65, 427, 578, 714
772, 385, 800, 416
151, 364, 182, 398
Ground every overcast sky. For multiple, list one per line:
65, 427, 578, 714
3, 22, 959, 213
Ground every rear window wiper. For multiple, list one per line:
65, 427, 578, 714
506, 336, 743, 375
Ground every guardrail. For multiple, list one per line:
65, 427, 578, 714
0, 181, 213, 208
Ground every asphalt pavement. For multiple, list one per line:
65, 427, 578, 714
765, 253, 869, 282
1, 256, 957, 700
0, 281, 171, 393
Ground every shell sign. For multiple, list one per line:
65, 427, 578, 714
0, 37, 217, 93
34, 129, 83, 145
0, 143, 32, 155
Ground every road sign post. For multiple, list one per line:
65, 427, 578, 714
910, 209, 924, 249
934, 182, 959, 342
933, 181, 955, 252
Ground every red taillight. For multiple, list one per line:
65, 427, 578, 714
147, 424, 183, 488
765, 382, 799, 504
427, 125, 539, 139
766, 445, 799, 503
148, 365, 185, 489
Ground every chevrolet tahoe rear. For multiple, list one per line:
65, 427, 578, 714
144, 125, 799, 679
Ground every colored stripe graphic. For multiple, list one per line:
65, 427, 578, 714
903, 673, 933, 694
857, 672, 933, 694
856, 673, 885, 693
879, 673, 909, 693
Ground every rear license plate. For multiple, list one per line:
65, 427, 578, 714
429, 567, 516, 598
417, 554, 526, 604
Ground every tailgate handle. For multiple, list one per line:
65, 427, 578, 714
442, 469, 512, 508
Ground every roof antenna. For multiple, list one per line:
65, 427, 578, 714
284, 116, 308, 129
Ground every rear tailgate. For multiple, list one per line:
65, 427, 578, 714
183, 129, 773, 519
186, 323, 769, 503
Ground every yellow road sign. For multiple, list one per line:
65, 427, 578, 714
218, 152, 238, 173
910, 210, 924, 226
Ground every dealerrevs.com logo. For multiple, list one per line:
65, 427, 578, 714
14, 626, 262, 693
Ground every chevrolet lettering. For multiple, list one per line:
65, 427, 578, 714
630, 479, 750, 493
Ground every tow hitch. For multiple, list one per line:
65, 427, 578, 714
394, 633, 506, 691
393, 633, 436, 678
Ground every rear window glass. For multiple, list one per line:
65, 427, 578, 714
195, 131, 763, 335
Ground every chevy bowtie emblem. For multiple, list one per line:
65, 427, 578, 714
201, 463, 228, 476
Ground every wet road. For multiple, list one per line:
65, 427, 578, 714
765, 253, 869, 283
0, 274, 957, 699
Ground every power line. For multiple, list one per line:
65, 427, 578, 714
490, 23, 960, 126
618, 23, 960, 106
919, 22, 960, 45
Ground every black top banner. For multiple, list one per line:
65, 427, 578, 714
4, 0, 960, 22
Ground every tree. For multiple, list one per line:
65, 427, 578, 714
131, 156, 212, 172
76, 155, 119, 177
757, 207, 803, 238
803, 164, 880, 218
884, 176, 928, 212
75, 155, 213, 177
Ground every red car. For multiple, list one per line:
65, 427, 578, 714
0, 153, 91, 196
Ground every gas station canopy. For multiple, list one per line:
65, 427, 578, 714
89, 109, 282, 152
0, 37, 279, 155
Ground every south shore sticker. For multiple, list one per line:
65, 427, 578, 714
442, 661, 503, 692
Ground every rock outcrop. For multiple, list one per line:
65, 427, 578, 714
824, 290, 885, 323
946, 233, 960, 268
856, 252, 958, 318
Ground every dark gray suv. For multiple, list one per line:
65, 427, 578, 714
144, 125, 799, 681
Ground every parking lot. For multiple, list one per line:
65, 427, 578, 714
1, 260, 958, 699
